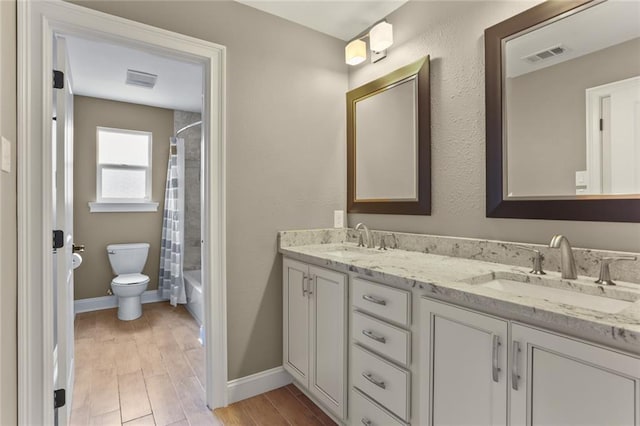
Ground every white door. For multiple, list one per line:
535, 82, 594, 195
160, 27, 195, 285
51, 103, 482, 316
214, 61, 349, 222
421, 298, 508, 426
586, 76, 640, 194
283, 258, 310, 386
53, 35, 75, 426
309, 265, 347, 420
511, 323, 640, 426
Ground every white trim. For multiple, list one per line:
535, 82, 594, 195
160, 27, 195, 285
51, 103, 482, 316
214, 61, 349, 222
88, 201, 159, 212
227, 367, 293, 405
18, 1, 228, 423
73, 289, 167, 314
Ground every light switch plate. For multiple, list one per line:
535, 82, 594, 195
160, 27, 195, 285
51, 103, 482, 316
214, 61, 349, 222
334, 210, 345, 228
1, 137, 11, 173
575, 170, 587, 186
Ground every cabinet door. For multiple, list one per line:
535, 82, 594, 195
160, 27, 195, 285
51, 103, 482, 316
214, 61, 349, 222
421, 298, 508, 426
283, 258, 310, 386
511, 323, 640, 426
309, 265, 347, 420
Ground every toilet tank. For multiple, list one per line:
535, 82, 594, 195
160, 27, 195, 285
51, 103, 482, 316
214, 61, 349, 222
107, 243, 150, 275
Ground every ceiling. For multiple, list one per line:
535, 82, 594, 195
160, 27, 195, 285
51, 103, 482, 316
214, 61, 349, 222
65, 36, 203, 112
235, 0, 408, 41
506, 0, 640, 78
64, 1, 409, 111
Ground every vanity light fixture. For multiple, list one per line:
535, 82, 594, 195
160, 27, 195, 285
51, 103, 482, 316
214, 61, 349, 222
345, 21, 394, 66
345, 39, 367, 66
369, 21, 394, 53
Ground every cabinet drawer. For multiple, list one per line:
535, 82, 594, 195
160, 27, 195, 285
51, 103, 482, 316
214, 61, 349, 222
352, 278, 410, 326
352, 344, 411, 422
353, 311, 411, 366
350, 388, 407, 426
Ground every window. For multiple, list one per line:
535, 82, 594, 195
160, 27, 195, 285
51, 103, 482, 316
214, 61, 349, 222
90, 127, 158, 212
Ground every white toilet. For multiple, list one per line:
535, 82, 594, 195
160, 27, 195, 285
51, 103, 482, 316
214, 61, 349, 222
107, 243, 151, 320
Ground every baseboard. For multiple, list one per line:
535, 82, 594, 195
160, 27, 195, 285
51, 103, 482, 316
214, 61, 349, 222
226, 366, 293, 404
74, 290, 168, 314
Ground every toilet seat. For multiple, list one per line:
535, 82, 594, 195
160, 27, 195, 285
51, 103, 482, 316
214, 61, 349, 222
112, 273, 150, 285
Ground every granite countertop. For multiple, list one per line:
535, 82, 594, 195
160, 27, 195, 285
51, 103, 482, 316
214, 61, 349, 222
279, 241, 640, 353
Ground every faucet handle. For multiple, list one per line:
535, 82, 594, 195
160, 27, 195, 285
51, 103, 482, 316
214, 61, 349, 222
595, 256, 637, 286
514, 245, 546, 275
378, 233, 397, 250
378, 236, 387, 251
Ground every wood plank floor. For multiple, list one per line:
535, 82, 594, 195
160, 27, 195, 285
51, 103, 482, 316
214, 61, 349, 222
71, 302, 216, 426
71, 302, 336, 426
214, 384, 337, 426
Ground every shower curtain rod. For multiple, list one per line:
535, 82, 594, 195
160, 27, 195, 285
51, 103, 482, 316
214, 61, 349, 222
175, 120, 202, 137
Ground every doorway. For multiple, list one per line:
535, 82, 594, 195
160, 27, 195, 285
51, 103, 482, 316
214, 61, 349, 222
18, 1, 227, 423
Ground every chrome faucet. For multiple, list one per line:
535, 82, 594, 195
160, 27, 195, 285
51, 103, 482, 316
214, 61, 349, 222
549, 235, 577, 279
355, 223, 374, 248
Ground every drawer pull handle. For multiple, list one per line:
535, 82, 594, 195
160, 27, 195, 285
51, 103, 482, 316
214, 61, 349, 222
302, 275, 308, 297
362, 294, 386, 306
362, 329, 386, 344
361, 418, 372, 426
492, 334, 501, 383
512, 341, 521, 390
362, 372, 386, 389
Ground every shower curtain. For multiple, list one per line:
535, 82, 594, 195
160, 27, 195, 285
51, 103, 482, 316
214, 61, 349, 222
159, 137, 187, 306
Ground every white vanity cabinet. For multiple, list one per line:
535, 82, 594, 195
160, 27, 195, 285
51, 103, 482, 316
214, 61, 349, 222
421, 298, 508, 426
422, 297, 640, 426
282, 258, 348, 421
510, 323, 640, 426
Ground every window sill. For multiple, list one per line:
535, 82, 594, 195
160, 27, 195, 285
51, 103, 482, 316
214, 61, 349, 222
88, 202, 159, 213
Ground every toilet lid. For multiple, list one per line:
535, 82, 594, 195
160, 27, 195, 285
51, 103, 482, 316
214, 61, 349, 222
112, 273, 149, 285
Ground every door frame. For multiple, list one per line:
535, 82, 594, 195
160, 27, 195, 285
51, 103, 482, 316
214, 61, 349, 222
585, 75, 640, 194
17, 1, 228, 423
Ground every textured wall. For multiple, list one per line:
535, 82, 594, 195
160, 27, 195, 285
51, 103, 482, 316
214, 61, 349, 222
73, 96, 173, 300
507, 38, 640, 196
174, 110, 202, 271
71, 0, 348, 380
0, 0, 17, 423
348, 0, 640, 253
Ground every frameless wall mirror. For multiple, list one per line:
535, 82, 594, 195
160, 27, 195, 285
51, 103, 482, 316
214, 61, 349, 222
347, 56, 431, 214
485, 0, 640, 222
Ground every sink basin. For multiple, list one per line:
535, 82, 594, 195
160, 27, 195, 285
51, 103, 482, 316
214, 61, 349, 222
321, 245, 381, 258
468, 272, 637, 314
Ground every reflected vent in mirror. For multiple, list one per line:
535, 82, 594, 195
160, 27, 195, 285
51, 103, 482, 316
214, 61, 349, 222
522, 45, 567, 63
125, 69, 157, 89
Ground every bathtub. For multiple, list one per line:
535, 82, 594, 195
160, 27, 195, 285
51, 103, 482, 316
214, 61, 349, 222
183, 269, 204, 325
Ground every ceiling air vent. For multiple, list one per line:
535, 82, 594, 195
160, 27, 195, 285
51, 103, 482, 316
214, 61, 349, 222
522, 45, 567, 64
125, 69, 157, 89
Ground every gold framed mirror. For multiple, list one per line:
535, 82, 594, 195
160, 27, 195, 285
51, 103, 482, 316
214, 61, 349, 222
347, 56, 431, 215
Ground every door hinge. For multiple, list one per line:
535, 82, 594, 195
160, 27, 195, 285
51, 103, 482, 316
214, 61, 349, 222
599, 118, 603, 131
54, 389, 66, 409
53, 230, 64, 250
53, 70, 64, 89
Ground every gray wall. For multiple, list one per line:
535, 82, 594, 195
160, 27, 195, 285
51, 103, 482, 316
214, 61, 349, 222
0, 0, 17, 423
348, 0, 640, 253
71, 0, 347, 380
506, 38, 640, 196
174, 110, 202, 271
73, 96, 173, 300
